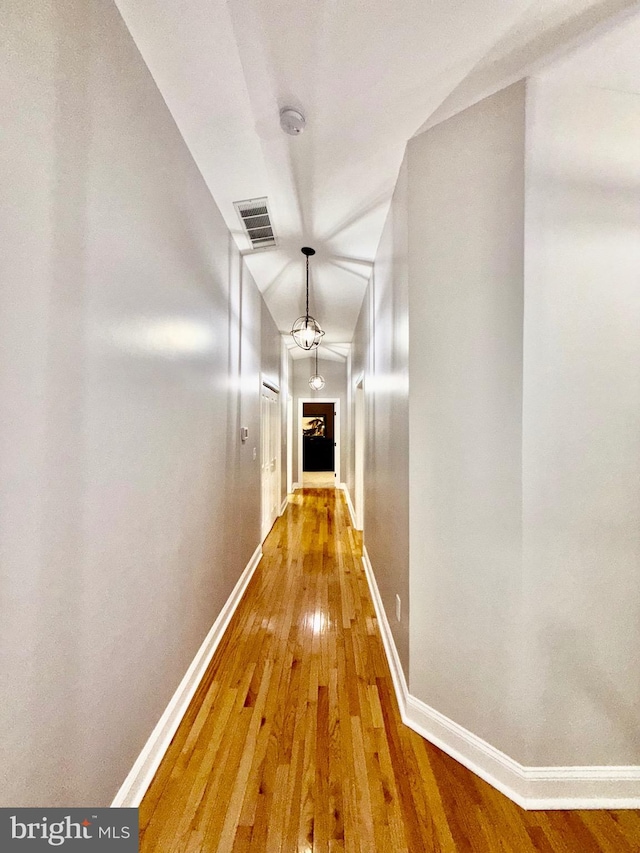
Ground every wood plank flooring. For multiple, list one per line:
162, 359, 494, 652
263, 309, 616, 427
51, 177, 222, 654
140, 488, 640, 852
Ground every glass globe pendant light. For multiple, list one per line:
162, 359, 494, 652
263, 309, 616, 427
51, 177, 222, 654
308, 346, 325, 391
291, 247, 325, 350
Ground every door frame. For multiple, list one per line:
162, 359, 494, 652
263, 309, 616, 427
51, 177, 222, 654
297, 397, 340, 486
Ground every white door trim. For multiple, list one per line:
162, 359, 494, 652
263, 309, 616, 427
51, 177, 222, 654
297, 397, 340, 485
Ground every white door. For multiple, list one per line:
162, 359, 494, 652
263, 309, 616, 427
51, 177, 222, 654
261, 386, 281, 540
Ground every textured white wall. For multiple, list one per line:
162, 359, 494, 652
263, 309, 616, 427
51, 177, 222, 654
407, 82, 526, 759
522, 78, 640, 765
0, 0, 276, 806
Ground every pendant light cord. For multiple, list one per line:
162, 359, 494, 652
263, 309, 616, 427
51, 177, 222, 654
305, 254, 310, 321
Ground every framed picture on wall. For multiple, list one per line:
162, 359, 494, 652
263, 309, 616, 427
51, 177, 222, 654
302, 416, 326, 437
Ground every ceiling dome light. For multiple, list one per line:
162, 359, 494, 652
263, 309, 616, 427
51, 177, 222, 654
308, 346, 325, 391
291, 247, 325, 351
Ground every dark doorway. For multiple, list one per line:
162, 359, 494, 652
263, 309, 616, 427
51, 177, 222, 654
302, 402, 335, 473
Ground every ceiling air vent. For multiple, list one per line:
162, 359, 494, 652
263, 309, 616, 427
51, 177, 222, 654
234, 197, 277, 249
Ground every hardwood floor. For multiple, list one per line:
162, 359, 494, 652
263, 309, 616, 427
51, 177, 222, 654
140, 488, 640, 852
301, 472, 336, 488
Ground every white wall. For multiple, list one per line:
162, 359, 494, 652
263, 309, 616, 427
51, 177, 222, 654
363, 70, 640, 776
0, 0, 280, 806
260, 303, 288, 509
350, 159, 411, 672
407, 82, 526, 759
522, 78, 640, 765
281, 344, 293, 502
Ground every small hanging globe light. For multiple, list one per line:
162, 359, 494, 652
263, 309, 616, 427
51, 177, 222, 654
308, 346, 325, 391
291, 247, 325, 351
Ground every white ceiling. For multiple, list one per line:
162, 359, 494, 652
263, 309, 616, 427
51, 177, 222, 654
114, 0, 639, 359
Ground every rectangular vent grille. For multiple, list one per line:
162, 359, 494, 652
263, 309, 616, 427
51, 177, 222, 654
234, 197, 277, 249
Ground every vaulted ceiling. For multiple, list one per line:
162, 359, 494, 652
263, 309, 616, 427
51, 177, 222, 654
115, 0, 638, 359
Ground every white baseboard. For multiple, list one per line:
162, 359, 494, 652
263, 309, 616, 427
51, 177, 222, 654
111, 543, 263, 808
339, 484, 358, 529
361, 545, 640, 811
292, 482, 301, 491
361, 546, 409, 713
279, 496, 288, 516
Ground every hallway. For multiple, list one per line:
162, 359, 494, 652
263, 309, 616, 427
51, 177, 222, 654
138, 489, 640, 852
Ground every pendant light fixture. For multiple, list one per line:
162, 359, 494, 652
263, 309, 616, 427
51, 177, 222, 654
308, 346, 325, 391
291, 246, 324, 350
